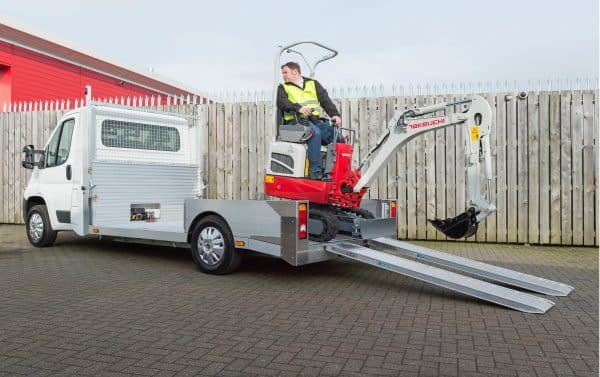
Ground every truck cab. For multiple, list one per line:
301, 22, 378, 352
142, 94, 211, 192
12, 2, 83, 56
22, 103, 200, 247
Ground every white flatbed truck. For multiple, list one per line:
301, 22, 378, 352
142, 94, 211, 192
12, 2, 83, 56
21, 93, 573, 314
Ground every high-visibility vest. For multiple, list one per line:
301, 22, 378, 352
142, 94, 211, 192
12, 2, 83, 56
281, 80, 323, 121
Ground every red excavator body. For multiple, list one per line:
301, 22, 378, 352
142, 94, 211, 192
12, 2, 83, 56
264, 143, 367, 209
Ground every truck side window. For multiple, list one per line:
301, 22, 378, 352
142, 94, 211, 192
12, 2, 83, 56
101, 120, 180, 152
46, 119, 75, 168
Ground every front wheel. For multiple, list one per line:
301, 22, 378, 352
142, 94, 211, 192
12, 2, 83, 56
190, 215, 241, 275
26, 204, 57, 247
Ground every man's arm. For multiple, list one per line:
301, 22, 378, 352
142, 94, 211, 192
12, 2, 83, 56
277, 84, 302, 113
314, 80, 341, 125
314, 80, 340, 118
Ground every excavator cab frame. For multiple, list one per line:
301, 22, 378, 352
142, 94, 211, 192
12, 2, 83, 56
272, 41, 338, 141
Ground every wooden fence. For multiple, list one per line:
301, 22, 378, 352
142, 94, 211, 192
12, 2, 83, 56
1, 90, 597, 246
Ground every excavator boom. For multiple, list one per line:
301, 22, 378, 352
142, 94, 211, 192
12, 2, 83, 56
353, 95, 496, 238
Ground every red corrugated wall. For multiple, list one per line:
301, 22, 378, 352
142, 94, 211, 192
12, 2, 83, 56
0, 40, 167, 103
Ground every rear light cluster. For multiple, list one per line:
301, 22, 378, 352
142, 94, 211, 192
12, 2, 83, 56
390, 201, 397, 218
298, 203, 308, 239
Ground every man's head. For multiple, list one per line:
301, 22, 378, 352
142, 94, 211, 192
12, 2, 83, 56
281, 62, 302, 84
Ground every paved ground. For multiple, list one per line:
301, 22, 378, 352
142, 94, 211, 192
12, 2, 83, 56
0, 225, 597, 377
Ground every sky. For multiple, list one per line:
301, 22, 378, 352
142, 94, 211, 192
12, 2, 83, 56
0, 0, 598, 95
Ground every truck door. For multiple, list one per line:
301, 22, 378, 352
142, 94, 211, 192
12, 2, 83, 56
37, 116, 83, 233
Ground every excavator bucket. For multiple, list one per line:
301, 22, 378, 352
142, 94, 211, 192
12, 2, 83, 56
428, 208, 479, 239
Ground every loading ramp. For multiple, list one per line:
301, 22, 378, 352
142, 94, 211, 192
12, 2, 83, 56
325, 239, 573, 314
369, 238, 574, 297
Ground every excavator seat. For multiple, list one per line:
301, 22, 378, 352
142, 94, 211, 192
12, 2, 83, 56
276, 109, 313, 143
277, 124, 313, 143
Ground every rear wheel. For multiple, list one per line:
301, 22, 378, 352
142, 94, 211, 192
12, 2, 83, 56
190, 215, 241, 274
26, 205, 57, 247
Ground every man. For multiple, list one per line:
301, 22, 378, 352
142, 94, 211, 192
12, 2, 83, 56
277, 62, 342, 180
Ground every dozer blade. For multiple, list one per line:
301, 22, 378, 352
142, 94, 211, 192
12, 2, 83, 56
429, 208, 478, 239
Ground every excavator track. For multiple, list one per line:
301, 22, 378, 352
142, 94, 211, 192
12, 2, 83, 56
343, 207, 374, 219
309, 205, 376, 242
308, 205, 339, 242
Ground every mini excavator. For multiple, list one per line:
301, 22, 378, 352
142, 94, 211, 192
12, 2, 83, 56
265, 41, 496, 242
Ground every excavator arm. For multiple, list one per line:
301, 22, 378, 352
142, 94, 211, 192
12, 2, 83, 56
353, 95, 496, 239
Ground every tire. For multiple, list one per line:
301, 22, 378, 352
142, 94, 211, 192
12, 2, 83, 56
26, 204, 57, 247
190, 215, 241, 275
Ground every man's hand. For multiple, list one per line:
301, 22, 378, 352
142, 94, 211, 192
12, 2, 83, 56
298, 106, 313, 116
331, 115, 341, 126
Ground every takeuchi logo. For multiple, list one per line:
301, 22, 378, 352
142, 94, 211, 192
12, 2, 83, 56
409, 117, 446, 129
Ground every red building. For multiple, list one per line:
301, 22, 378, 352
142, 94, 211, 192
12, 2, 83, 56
0, 16, 202, 107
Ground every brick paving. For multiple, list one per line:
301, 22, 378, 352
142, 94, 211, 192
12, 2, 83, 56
0, 224, 597, 377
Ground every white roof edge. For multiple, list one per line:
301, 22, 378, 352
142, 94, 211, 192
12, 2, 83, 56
0, 14, 206, 98
91, 103, 190, 122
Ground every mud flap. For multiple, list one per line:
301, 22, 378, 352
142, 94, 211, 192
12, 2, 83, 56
429, 208, 479, 239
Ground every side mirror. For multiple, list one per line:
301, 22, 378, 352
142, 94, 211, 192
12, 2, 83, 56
21, 145, 45, 169
37, 154, 45, 169
21, 145, 35, 169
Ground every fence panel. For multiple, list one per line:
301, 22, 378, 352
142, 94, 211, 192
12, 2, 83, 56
549, 92, 562, 244
248, 102, 258, 200
517, 94, 529, 243
8, 112, 15, 223
538, 93, 551, 244
386, 97, 398, 209
240, 102, 249, 200
444, 95, 457, 241
349, 98, 361, 169
571, 91, 584, 245
560, 91, 573, 244
485, 92, 497, 242
358, 97, 369, 198
424, 96, 437, 240
0, 111, 4, 223
395, 96, 408, 239
495, 93, 508, 243
527, 92, 540, 244
434, 94, 447, 240
216, 103, 226, 199
256, 101, 266, 199
595, 89, 599, 246
207, 101, 217, 199
367, 96, 380, 198
506, 94, 518, 242
224, 102, 234, 199
405, 96, 418, 239
414, 96, 427, 240
582, 92, 595, 245
454, 97, 467, 241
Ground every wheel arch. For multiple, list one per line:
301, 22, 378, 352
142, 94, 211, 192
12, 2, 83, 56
186, 211, 231, 244
23, 196, 47, 222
